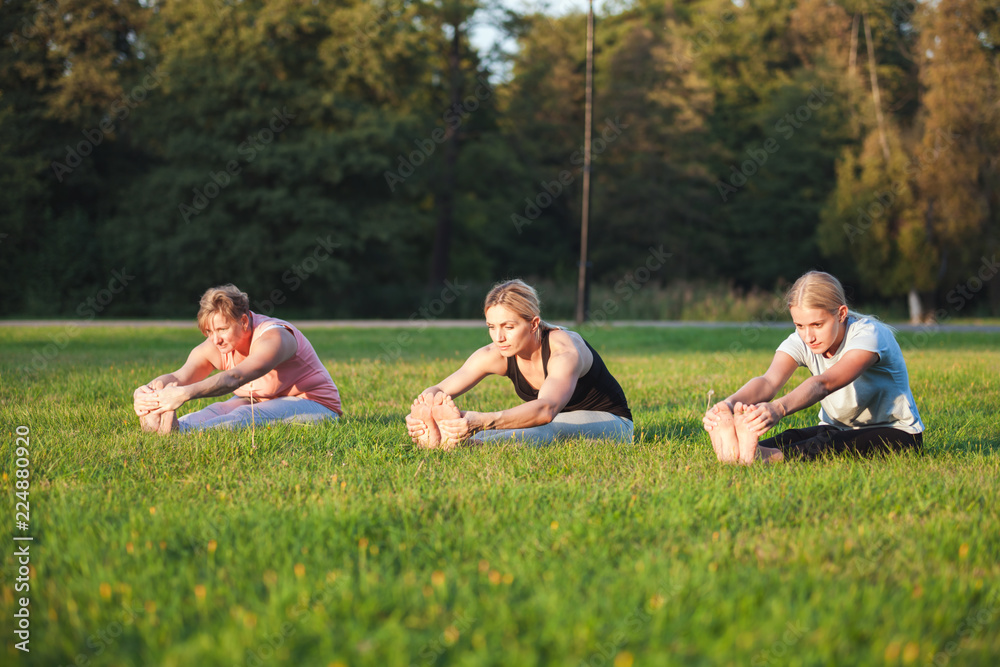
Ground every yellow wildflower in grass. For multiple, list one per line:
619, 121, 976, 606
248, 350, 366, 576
99, 582, 112, 600
884, 641, 901, 661
614, 652, 634, 667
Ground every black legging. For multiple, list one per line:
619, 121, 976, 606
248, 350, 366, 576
761, 425, 923, 460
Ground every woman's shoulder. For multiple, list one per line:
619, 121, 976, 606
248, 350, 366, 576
193, 336, 225, 368
548, 327, 585, 351
547, 328, 594, 373
846, 316, 887, 343
469, 342, 510, 372
252, 313, 294, 333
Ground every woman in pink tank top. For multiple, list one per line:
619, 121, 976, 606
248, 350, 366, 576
133, 284, 341, 434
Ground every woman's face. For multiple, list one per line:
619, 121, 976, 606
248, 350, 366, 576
790, 304, 849, 358
205, 312, 251, 355
485, 305, 539, 357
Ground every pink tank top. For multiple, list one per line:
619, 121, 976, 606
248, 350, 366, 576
223, 313, 342, 415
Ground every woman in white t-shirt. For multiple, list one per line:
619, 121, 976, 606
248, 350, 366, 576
703, 271, 924, 464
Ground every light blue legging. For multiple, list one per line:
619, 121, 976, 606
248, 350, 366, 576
474, 411, 633, 445
178, 395, 338, 432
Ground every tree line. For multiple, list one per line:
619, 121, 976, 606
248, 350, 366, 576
1, 0, 997, 320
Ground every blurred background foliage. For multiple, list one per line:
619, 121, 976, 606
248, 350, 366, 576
1, 0, 997, 320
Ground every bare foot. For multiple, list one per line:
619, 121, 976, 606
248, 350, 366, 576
707, 404, 740, 463
157, 411, 178, 435
733, 405, 759, 465
757, 446, 784, 464
140, 412, 160, 433
431, 393, 462, 450
410, 394, 440, 448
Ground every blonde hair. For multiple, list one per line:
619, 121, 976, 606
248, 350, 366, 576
483, 279, 557, 341
785, 271, 869, 321
197, 284, 251, 334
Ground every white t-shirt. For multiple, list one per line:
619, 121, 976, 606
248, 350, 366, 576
777, 317, 924, 434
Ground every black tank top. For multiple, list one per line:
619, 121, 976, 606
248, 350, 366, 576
505, 329, 632, 421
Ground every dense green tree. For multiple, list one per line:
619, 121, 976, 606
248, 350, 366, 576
2, 0, 998, 318
0, 0, 148, 315
820, 0, 998, 317
685, 0, 856, 288
818, 125, 934, 302
913, 0, 1000, 313
500, 3, 720, 288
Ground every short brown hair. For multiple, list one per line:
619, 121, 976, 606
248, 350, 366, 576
197, 284, 251, 334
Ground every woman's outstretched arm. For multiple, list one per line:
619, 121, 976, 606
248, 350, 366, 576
132, 341, 219, 416
741, 349, 878, 435
416, 344, 508, 399
405, 344, 507, 441
724, 351, 800, 407
436, 335, 584, 440
148, 329, 298, 414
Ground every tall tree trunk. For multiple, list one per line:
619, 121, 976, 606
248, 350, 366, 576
848, 13, 859, 78
908, 287, 923, 324
429, 23, 461, 291
575, 0, 595, 325
863, 13, 891, 162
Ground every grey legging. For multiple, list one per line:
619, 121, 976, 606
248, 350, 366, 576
178, 395, 338, 432
474, 411, 633, 445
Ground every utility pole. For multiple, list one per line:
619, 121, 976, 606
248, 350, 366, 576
575, 0, 594, 325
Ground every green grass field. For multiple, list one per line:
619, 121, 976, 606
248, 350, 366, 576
2, 324, 999, 667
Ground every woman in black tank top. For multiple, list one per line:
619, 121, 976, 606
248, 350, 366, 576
405, 280, 633, 448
